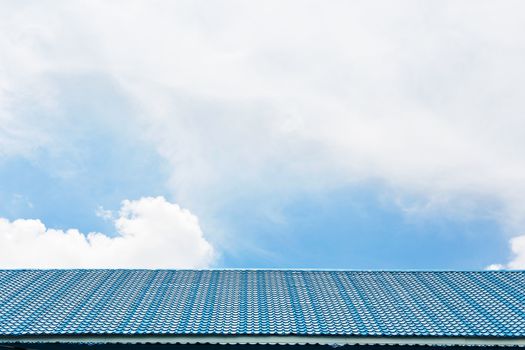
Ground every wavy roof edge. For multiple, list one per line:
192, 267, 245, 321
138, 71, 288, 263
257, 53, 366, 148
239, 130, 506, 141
2, 335, 525, 347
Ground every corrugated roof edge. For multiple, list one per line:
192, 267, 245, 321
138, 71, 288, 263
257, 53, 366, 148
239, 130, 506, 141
1, 335, 525, 347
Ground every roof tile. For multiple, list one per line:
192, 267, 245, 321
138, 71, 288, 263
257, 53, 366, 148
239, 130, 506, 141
0, 270, 524, 337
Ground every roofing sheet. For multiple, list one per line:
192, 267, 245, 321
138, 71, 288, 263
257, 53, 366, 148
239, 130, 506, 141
0, 270, 524, 338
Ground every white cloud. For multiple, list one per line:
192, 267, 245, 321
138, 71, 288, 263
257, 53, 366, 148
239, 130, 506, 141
508, 236, 525, 269
95, 206, 113, 221
485, 264, 504, 271
0, 196, 215, 268
1, 1, 525, 264
489, 235, 525, 270
114, 2, 525, 233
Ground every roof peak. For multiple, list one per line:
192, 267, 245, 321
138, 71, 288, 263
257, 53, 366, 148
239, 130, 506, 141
1, 268, 523, 272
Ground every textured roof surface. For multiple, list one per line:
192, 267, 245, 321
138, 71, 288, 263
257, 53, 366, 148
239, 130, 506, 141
0, 270, 524, 338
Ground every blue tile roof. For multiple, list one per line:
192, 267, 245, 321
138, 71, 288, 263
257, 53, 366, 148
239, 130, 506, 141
0, 270, 524, 338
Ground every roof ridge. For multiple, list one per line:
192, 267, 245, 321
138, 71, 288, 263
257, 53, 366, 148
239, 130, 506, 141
0, 268, 524, 272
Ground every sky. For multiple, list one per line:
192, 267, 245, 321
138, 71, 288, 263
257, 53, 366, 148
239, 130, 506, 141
1, 0, 525, 270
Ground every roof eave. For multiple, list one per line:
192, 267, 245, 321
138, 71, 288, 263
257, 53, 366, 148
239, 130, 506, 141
1, 335, 525, 347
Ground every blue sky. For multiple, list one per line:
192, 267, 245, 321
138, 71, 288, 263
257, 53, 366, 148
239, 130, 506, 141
1, 1, 524, 269
0, 150, 509, 269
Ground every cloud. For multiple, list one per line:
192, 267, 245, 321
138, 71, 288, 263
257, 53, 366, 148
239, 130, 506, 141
95, 206, 113, 221
109, 1, 525, 230
488, 235, 525, 270
0, 196, 215, 268
508, 236, 525, 269
2, 1, 525, 263
486, 264, 504, 271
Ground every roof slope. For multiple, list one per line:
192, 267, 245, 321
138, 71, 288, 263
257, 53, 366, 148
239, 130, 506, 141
0, 270, 524, 339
